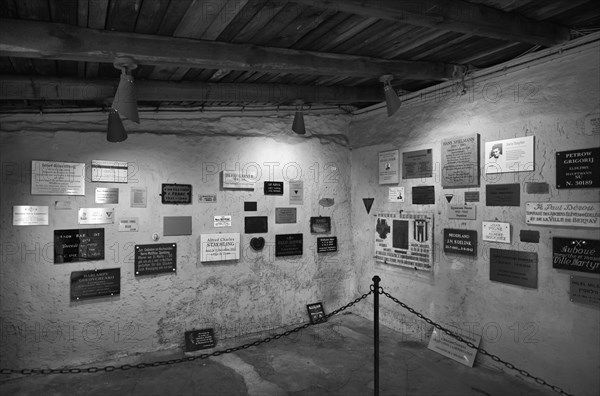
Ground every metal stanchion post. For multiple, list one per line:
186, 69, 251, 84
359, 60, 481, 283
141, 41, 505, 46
373, 275, 380, 396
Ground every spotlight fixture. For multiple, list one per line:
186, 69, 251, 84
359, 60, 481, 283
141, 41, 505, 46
379, 74, 401, 117
292, 99, 306, 135
112, 56, 139, 123
107, 108, 127, 142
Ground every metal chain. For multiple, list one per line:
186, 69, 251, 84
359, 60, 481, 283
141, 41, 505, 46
0, 290, 373, 376
378, 286, 575, 396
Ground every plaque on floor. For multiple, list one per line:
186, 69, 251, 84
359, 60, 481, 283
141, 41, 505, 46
54, 228, 105, 263
490, 249, 537, 288
412, 186, 435, 205
317, 237, 338, 253
70, 268, 120, 301
264, 181, 284, 195
552, 237, 599, 274
275, 234, 303, 257
428, 327, 481, 367
135, 243, 177, 276
307, 302, 326, 324
185, 328, 216, 352
486, 183, 520, 206
570, 276, 600, 307
556, 147, 599, 189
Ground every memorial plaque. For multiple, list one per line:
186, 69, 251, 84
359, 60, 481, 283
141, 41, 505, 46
275, 234, 303, 257
490, 249, 537, 288
245, 216, 268, 233
482, 222, 510, 243
78, 208, 114, 225
525, 182, 549, 194
161, 184, 192, 204
213, 215, 231, 227
464, 191, 480, 203
412, 186, 435, 204
448, 205, 476, 220
31, 160, 85, 196
289, 181, 304, 204
70, 268, 120, 301
95, 188, 119, 204
379, 149, 399, 184
403, 149, 433, 179
131, 188, 147, 208
264, 181, 284, 195
484, 136, 534, 174
553, 237, 599, 274
244, 201, 257, 211
200, 233, 240, 262
54, 228, 105, 263
519, 230, 539, 243
317, 237, 338, 253
389, 187, 405, 202
199, 194, 217, 203
443, 229, 477, 256
222, 170, 256, 189
118, 217, 139, 232
164, 216, 192, 236
310, 217, 331, 234
91, 160, 128, 183
185, 328, 216, 352
486, 183, 520, 206
135, 243, 177, 275
306, 302, 326, 324
428, 327, 481, 367
526, 202, 600, 228
275, 208, 297, 224
556, 147, 599, 189
13, 205, 49, 226
570, 276, 600, 307
441, 133, 480, 188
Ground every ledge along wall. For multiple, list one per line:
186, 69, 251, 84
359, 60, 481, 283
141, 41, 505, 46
348, 38, 600, 396
0, 113, 355, 368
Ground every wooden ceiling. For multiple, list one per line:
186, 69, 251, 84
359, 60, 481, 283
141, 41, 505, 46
0, 0, 598, 114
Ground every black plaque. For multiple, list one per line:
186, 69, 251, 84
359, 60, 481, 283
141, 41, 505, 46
525, 182, 550, 194
161, 184, 192, 204
403, 149, 433, 179
135, 243, 177, 276
520, 230, 540, 243
54, 228, 105, 264
245, 216, 268, 233
486, 183, 520, 206
275, 234, 303, 257
317, 237, 338, 253
490, 248, 537, 288
443, 229, 477, 256
70, 268, 120, 301
553, 237, 599, 274
412, 186, 435, 204
556, 147, 599, 189
310, 217, 331, 234
441, 133, 480, 188
464, 191, 480, 203
184, 328, 216, 352
306, 302, 326, 324
244, 201, 257, 211
264, 181, 284, 195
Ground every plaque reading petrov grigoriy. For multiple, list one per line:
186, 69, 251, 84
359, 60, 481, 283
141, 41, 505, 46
135, 243, 177, 276
54, 228, 105, 263
556, 147, 599, 189
70, 268, 120, 301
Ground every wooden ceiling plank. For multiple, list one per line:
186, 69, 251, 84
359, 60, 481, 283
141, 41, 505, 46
135, 0, 171, 34
411, 33, 472, 60
0, 19, 460, 80
0, 0, 19, 18
16, 0, 50, 20
292, 0, 570, 46
290, 11, 348, 49
216, 0, 269, 42
382, 29, 451, 59
88, 0, 109, 29
202, 0, 249, 41
271, 7, 337, 48
173, 0, 227, 39
455, 42, 524, 64
0, 56, 16, 73
76, 0, 89, 78
106, 0, 140, 32
354, 25, 417, 58
248, 2, 305, 46
313, 16, 379, 52
232, 0, 287, 43
156, 0, 193, 35
330, 20, 396, 54
49, 0, 78, 24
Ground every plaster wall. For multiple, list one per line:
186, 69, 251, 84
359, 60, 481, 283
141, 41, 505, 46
0, 113, 355, 368
348, 42, 600, 396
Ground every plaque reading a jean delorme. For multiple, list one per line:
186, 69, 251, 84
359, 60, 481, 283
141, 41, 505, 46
556, 147, 599, 189
441, 134, 480, 188
553, 238, 599, 274
490, 249, 537, 289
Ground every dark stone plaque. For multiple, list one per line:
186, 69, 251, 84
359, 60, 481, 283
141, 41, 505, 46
552, 237, 599, 274
486, 183, 520, 206
275, 208, 296, 224
70, 268, 120, 301
403, 149, 433, 179
245, 216, 268, 233
490, 248, 537, 288
264, 181, 284, 195
464, 191, 480, 203
135, 243, 177, 276
54, 228, 105, 264
441, 133, 480, 188
244, 201, 257, 211
184, 328, 216, 352
275, 234, 303, 257
520, 230, 540, 243
556, 147, 599, 189
443, 229, 477, 256
310, 217, 331, 233
306, 302, 326, 324
570, 276, 600, 306
412, 186, 435, 204
317, 237, 338, 253
525, 182, 550, 194
161, 184, 192, 204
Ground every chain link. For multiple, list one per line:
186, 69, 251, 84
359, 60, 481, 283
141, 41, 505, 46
0, 290, 373, 376
378, 286, 575, 396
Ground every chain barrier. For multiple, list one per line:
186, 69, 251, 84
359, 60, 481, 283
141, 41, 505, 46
0, 290, 373, 376
378, 286, 575, 396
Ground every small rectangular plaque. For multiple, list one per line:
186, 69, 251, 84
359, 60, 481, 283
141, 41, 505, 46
13, 205, 49, 226
486, 183, 520, 206
289, 181, 304, 205
412, 186, 435, 204
222, 170, 256, 190
490, 248, 537, 288
379, 149, 399, 184
519, 230, 539, 243
214, 215, 231, 227
264, 181, 284, 195
441, 133, 480, 188
556, 147, 599, 189
185, 328, 216, 352
448, 205, 476, 220
78, 208, 114, 225
199, 194, 217, 203
553, 238, 599, 274
118, 217, 139, 232
428, 328, 481, 367
525, 202, 600, 228
275, 234, 303, 257
306, 302, 326, 324
95, 187, 119, 204
482, 222, 510, 243
161, 184, 192, 204
130, 188, 147, 208
570, 275, 600, 307
443, 229, 477, 256
31, 160, 85, 196
70, 268, 120, 301
135, 243, 177, 275
164, 216, 192, 236
275, 208, 297, 224
245, 216, 268, 233
403, 149, 433, 179
388, 186, 405, 202
485, 136, 534, 174
525, 182, 550, 194
310, 217, 331, 234
54, 228, 105, 263
91, 160, 128, 183
317, 237, 338, 253
464, 191, 480, 203
244, 201, 257, 211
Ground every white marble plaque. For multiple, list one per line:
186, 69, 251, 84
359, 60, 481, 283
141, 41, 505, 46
526, 202, 599, 228
200, 233, 240, 262
482, 221, 510, 243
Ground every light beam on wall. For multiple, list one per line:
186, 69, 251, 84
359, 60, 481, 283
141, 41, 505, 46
292, 99, 306, 135
380, 74, 401, 117
107, 108, 127, 142
112, 57, 139, 124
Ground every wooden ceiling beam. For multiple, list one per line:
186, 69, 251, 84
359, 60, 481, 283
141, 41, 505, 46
0, 19, 461, 80
292, 0, 570, 47
0, 76, 384, 103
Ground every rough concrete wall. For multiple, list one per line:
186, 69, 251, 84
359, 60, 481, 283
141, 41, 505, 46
0, 113, 355, 368
348, 43, 600, 396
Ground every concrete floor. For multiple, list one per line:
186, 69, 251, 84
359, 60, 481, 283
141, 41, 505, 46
0, 313, 551, 396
